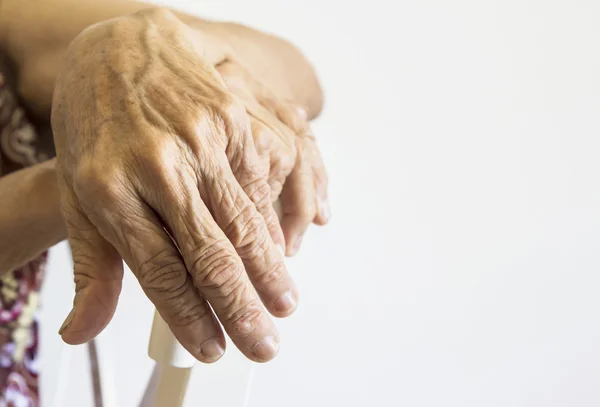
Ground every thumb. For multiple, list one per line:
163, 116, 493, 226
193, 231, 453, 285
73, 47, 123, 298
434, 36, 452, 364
59, 189, 123, 344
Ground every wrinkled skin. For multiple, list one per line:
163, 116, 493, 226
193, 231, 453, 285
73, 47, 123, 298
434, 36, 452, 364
52, 9, 329, 363
215, 61, 330, 255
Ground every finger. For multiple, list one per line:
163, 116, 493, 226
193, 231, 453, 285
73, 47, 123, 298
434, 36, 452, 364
281, 105, 331, 225
215, 96, 288, 251
206, 104, 297, 316
217, 61, 297, 203
273, 198, 283, 221
308, 137, 331, 226
208, 154, 299, 317
135, 150, 285, 362
229, 117, 287, 253
280, 139, 318, 257
128, 209, 227, 364
57, 181, 123, 345
217, 60, 299, 150
218, 61, 327, 233
73, 163, 225, 363
258, 96, 309, 137
248, 117, 295, 202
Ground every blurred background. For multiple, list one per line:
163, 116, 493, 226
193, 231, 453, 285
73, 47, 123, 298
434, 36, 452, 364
40, 0, 600, 406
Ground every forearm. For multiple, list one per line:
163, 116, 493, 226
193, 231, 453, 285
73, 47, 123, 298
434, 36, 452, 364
0, 0, 323, 119
0, 159, 66, 275
202, 21, 324, 117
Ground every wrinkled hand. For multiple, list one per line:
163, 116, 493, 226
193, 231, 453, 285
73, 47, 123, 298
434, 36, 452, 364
52, 9, 299, 363
279, 130, 330, 255
215, 62, 331, 256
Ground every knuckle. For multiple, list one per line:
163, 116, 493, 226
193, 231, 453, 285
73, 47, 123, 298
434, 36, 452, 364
256, 262, 286, 286
192, 242, 244, 292
71, 252, 98, 277
271, 152, 295, 179
137, 250, 211, 329
143, 164, 170, 189
224, 205, 268, 257
166, 300, 210, 329
72, 267, 93, 292
277, 105, 307, 135
243, 179, 271, 210
240, 148, 269, 178
139, 136, 175, 166
73, 162, 123, 204
250, 121, 272, 151
137, 141, 198, 203
138, 250, 188, 295
216, 61, 235, 77
229, 299, 264, 337
72, 277, 91, 299
219, 97, 248, 133
216, 61, 244, 83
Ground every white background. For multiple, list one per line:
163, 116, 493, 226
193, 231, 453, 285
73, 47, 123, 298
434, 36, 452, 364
40, 0, 600, 406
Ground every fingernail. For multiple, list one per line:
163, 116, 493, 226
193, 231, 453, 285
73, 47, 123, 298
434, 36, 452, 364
277, 244, 285, 257
200, 338, 225, 362
274, 291, 297, 314
59, 308, 75, 335
252, 336, 279, 362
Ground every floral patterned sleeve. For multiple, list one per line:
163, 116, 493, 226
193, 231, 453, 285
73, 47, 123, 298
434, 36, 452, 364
0, 60, 51, 407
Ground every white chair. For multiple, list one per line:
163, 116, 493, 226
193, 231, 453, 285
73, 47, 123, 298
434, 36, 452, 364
141, 311, 256, 407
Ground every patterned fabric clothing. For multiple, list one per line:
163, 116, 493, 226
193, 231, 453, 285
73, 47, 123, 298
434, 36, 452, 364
0, 62, 53, 407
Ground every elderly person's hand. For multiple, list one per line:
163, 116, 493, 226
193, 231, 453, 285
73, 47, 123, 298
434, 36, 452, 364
279, 130, 330, 255
215, 62, 331, 256
52, 9, 308, 363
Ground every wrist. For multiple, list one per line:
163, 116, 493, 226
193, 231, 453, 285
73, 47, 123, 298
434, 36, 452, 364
29, 159, 67, 242
0, 162, 64, 273
200, 21, 324, 118
0, 159, 65, 273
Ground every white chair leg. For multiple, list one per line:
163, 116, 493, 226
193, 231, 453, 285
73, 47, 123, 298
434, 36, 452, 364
141, 309, 256, 407
148, 311, 197, 369
139, 363, 192, 407
140, 310, 196, 407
